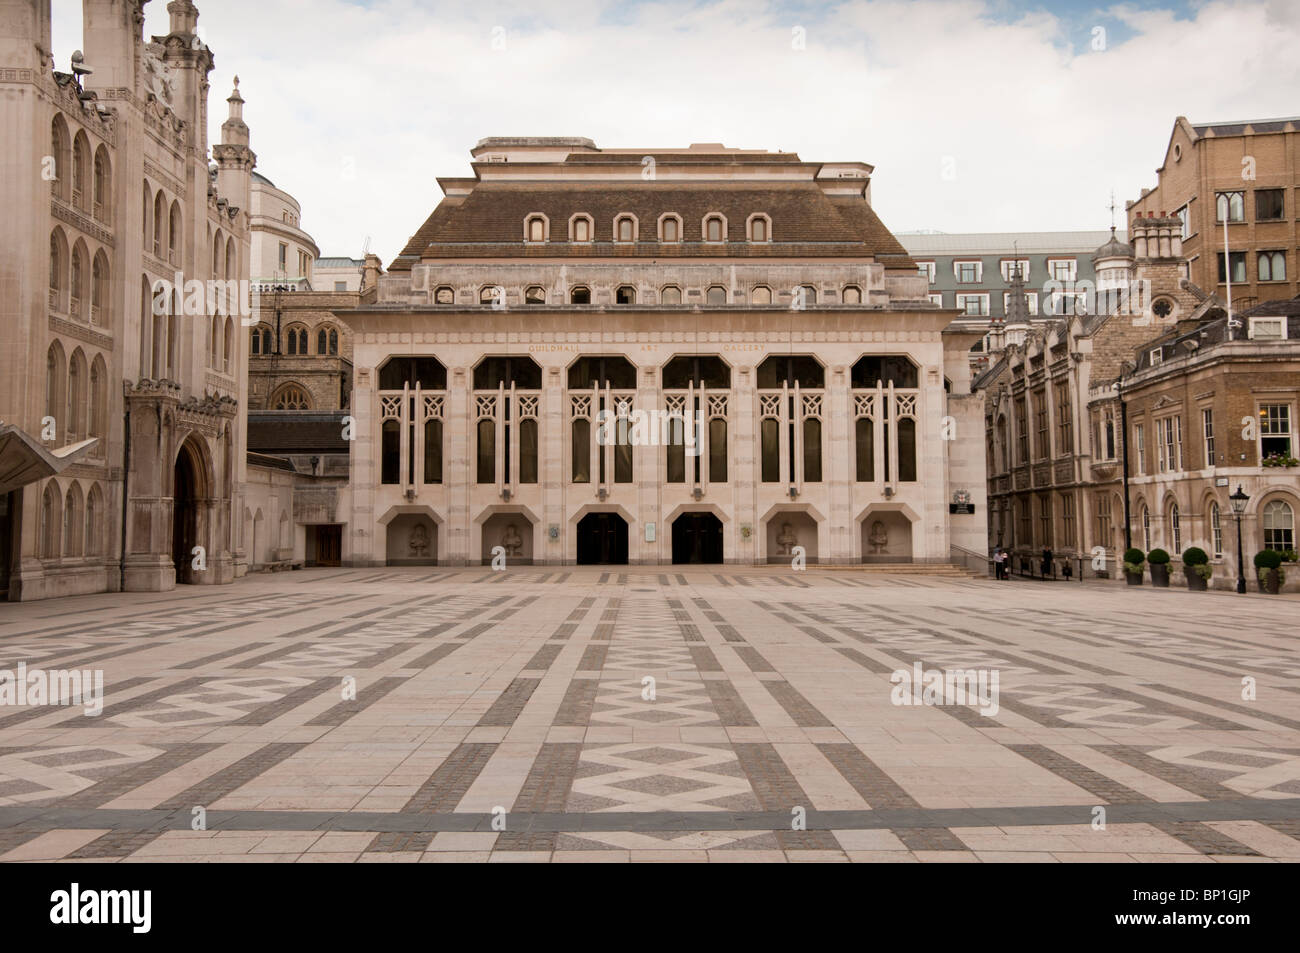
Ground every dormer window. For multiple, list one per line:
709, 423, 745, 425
659, 215, 681, 243
615, 215, 637, 243
525, 215, 547, 243
751, 286, 773, 305
525, 286, 546, 305
660, 285, 682, 305
616, 285, 635, 304
434, 286, 454, 305
571, 285, 591, 304
706, 285, 727, 304
842, 285, 862, 304
480, 285, 503, 306
704, 215, 725, 243
570, 215, 593, 243
747, 214, 771, 243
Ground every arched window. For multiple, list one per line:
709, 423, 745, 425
85, 484, 103, 557
142, 183, 151, 249
223, 317, 234, 372
63, 483, 83, 558
479, 285, 502, 306
71, 133, 89, 209
41, 483, 61, 560
851, 355, 919, 389
1168, 502, 1181, 552
615, 215, 636, 243
434, 285, 454, 304
153, 191, 165, 258
803, 416, 823, 482
843, 285, 863, 304
50, 116, 70, 201
524, 286, 546, 305
660, 215, 681, 243
1141, 505, 1151, 551
66, 349, 87, 443
526, 215, 546, 242
704, 215, 725, 242
91, 251, 108, 326
1210, 501, 1223, 558
798, 285, 817, 305
89, 355, 106, 449
46, 341, 66, 440
1263, 500, 1295, 551
855, 417, 874, 481
210, 314, 222, 367
168, 201, 181, 265
705, 285, 727, 305
271, 384, 312, 410
317, 326, 339, 355
286, 326, 308, 354
570, 286, 591, 305
660, 285, 682, 305
380, 419, 400, 485
49, 229, 67, 312
225, 237, 236, 281
250, 325, 272, 356
167, 289, 180, 378
751, 286, 772, 305
476, 418, 495, 484
424, 416, 444, 485
616, 285, 635, 305
748, 215, 770, 242
897, 417, 917, 482
93, 146, 110, 223
69, 244, 84, 318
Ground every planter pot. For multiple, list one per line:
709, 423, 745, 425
1185, 573, 1207, 591
1126, 572, 1143, 586
1150, 564, 1170, 587
1264, 569, 1281, 595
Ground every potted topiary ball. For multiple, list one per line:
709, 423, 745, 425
1181, 547, 1211, 591
1254, 550, 1284, 595
1123, 547, 1146, 586
1147, 549, 1171, 587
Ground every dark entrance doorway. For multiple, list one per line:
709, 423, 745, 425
576, 513, 628, 565
173, 440, 202, 584
672, 513, 723, 564
0, 490, 15, 601
314, 525, 342, 567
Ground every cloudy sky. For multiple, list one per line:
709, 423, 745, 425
50, 0, 1300, 264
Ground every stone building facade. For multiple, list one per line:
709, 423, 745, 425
0, 0, 255, 601
334, 138, 987, 567
1128, 115, 1299, 310
980, 213, 1300, 590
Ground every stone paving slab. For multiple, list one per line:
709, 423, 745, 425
1, 566, 1298, 863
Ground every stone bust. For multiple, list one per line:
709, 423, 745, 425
501, 522, 522, 557
409, 523, 430, 557
869, 521, 888, 554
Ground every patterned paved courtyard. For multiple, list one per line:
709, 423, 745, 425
0, 567, 1298, 863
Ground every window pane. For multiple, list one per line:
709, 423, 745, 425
423, 419, 443, 483
518, 418, 537, 484
897, 418, 916, 481
802, 418, 822, 483
855, 417, 874, 482
666, 415, 685, 483
707, 219, 721, 241
572, 418, 590, 483
477, 419, 495, 483
381, 420, 400, 484
709, 418, 727, 483
761, 418, 780, 483
614, 415, 633, 483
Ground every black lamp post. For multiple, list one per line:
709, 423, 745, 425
1229, 484, 1250, 594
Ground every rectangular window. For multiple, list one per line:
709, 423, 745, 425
1002, 291, 1039, 315
927, 293, 943, 307
1256, 188, 1284, 221
855, 417, 874, 482
1156, 416, 1181, 473
278, 243, 287, 271
1216, 191, 1245, 222
1019, 500, 1031, 546
1047, 259, 1077, 281
1211, 504, 1223, 558
956, 293, 988, 315
1061, 493, 1075, 550
709, 418, 727, 484
761, 418, 780, 483
666, 413, 685, 483
1094, 493, 1111, 549
1034, 391, 1048, 460
334, 281, 347, 292
1250, 316, 1286, 340
916, 261, 936, 283
1134, 423, 1145, 475
476, 419, 495, 484
1016, 398, 1028, 465
1000, 259, 1030, 282
1055, 384, 1072, 455
1260, 403, 1293, 460
1202, 408, 1215, 467
955, 261, 981, 283
1038, 495, 1052, 548
1217, 251, 1247, 283
1176, 205, 1191, 239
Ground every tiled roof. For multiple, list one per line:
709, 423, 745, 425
902, 231, 1120, 256
248, 412, 350, 453
1191, 117, 1300, 137
1241, 295, 1300, 317
390, 183, 912, 271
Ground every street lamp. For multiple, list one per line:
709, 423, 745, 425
1229, 484, 1250, 594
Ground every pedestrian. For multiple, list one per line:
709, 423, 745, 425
1041, 547, 1053, 578
1062, 559, 1073, 581
996, 549, 1007, 579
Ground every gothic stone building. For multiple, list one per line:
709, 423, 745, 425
0, 1, 253, 601
335, 138, 987, 567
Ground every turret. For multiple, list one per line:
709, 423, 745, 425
82, 0, 147, 92
0, 0, 53, 71
212, 76, 255, 216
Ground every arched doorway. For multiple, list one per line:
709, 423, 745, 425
576, 513, 628, 565
861, 510, 914, 563
481, 513, 534, 566
672, 513, 723, 564
173, 438, 206, 584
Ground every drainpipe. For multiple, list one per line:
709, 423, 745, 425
119, 406, 131, 592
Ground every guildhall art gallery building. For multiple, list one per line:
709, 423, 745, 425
334, 138, 988, 566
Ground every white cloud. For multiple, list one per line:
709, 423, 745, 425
50, 0, 1300, 262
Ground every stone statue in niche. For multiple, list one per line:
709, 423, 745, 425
869, 521, 889, 554
501, 522, 522, 557
409, 523, 430, 557
776, 522, 798, 555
